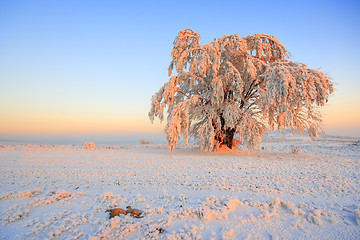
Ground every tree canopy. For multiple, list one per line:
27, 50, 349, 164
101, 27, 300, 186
149, 29, 334, 152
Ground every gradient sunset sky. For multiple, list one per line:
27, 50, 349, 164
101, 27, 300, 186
1, 0, 360, 142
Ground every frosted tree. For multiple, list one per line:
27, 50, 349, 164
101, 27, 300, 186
149, 29, 334, 152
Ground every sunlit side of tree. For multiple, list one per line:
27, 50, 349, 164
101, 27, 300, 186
149, 29, 334, 152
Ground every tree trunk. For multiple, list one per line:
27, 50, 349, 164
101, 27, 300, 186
213, 113, 236, 149
223, 128, 235, 149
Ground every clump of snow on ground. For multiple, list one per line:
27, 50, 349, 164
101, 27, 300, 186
0, 133, 359, 239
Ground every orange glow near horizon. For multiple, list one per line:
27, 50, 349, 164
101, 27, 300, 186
321, 94, 360, 128
1, 106, 359, 137
1, 90, 359, 137
0, 113, 165, 135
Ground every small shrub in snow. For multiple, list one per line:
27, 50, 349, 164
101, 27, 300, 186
84, 142, 96, 150
139, 139, 152, 145
291, 146, 300, 154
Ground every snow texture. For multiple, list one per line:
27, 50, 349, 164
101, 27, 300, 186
149, 29, 334, 152
0, 133, 359, 239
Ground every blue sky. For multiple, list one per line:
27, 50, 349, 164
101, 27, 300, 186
0, 0, 359, 141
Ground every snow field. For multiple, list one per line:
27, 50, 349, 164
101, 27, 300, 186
0, 135, 359, 239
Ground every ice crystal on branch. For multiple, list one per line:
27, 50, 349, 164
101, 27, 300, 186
149, 29, 334, 152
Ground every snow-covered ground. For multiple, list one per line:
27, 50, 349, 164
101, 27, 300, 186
0, 133, 359, 239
